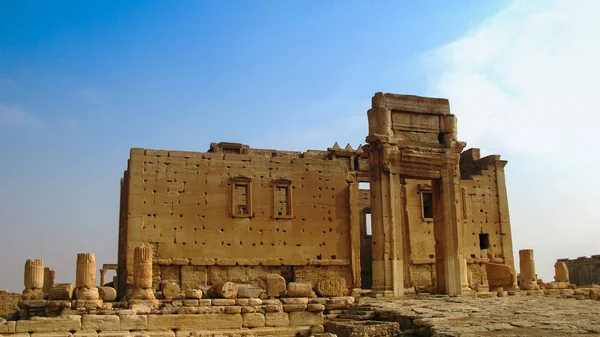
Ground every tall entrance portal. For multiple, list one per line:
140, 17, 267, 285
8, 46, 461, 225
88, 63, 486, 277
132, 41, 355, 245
365, 93, 467, 297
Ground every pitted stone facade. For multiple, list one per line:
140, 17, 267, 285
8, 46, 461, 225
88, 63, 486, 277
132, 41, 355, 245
117, 93, 517, 298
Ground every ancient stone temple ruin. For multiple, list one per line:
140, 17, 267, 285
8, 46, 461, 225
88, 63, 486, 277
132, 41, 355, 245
2, 93, 535, 337
117, 92, 517, 299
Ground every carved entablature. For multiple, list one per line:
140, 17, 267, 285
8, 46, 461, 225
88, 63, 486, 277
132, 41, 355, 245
368, 92, 465, 151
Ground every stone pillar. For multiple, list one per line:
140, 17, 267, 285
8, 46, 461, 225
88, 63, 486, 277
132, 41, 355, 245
23, 259, 45, 300
131, 246, 155, 300
554, 261, 569, 283
100, 269, 107, 286
43, 268, 55, 294
432, 161, 466, 296
461, 258, 471, 292
519, 249, 539, 290
75, 253, 99, 300
368, 141, 404, 298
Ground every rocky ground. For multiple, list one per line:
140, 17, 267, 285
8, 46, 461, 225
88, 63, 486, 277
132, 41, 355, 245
349, 294, 600, 336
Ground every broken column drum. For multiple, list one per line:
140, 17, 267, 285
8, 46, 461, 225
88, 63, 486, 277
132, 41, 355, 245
518, 249, 539, 290
75, 253, 99, 300
131, 246, 155, 300
24, 259, 44, 290
23, 259, 45, 300
554, 261, 569, 283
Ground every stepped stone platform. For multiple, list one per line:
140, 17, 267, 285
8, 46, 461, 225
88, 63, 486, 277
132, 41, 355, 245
327, 293, 600, 336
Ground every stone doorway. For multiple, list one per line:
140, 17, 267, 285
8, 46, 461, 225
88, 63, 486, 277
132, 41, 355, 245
360, 209, 373, 289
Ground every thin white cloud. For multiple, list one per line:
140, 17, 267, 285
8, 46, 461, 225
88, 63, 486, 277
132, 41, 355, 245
424, 0, 600, 281
0, 103, 43, 127
424, 0, 600, 157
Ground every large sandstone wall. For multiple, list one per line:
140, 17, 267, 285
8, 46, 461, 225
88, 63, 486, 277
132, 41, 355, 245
561, 256, 600, 286
399, 149, 514, 291
0, 290, 19, 319
119, 146, 355, 292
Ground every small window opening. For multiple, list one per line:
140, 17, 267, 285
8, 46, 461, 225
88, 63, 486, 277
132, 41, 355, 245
273, 179, 293, 219
234, 184, 248, 215
422, 191, 433, 219
365, 211, 372, 236
359, 182, 370, 190
231, 176, 252, 218
479, 233, 490, 250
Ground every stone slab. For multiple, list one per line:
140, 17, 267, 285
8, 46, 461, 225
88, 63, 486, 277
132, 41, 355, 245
146, 314, 242, 330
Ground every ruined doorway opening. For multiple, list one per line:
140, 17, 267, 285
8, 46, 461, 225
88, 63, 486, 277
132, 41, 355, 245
360, 209, 373, 289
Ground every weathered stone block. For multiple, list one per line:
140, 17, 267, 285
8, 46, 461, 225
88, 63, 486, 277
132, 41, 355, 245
265, 312, 289, 327
74, 331, 98, 337
281, 298, 308, 305
147, 314, 242, 330
264, 304, 283, 312
31, 332, 72, 337
265, 274, 286, 298
224, 306, 242, 314
98, 332, 130, 337
283, 304, 307, 312
50, 284, 74, 300
307, 303, 325, 312
208, 282, 238, 299
161, 281, 181, 300
180, 266, 207, 292
119, 314, 147, 330
242, 313, 265, 328
289, 311, 324, 326
212, 299, 235, 306
286, 283, 312, 297
82, 315, 120, 331
183, 289, 202, 299
16, 315, 82, 333
98, 287, 117, 302
0, 321, 16, 333
316, 278, 348, 297
237, 284, 264, 299
136, 331, 175, 337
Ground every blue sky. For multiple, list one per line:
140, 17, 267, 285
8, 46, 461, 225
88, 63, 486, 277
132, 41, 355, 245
2, 0, 598, 292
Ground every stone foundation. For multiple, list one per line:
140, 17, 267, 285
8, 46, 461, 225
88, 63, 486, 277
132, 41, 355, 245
1, 295, 357, 337
0, 291, 20, 320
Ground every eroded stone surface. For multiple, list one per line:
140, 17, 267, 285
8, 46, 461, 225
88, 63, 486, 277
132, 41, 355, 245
354, 295, 600, 336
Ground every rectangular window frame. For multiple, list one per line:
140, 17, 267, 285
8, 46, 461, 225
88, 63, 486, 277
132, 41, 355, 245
273, 178, 293, 219
231, 175, 252, 218
364, 209, 372, 237
418, 184, 433, 222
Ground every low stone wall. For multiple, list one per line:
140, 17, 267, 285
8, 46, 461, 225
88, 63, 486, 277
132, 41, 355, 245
0, 291, 20, 320
1, 296, 356, 337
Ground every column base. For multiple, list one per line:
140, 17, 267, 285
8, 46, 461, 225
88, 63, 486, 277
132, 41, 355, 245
369, 290, 396, 298
73, 299, 103, 309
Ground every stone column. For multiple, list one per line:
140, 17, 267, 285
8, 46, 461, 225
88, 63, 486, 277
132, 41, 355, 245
432, 161, 466, 296
519, 249, 539, 290
554, 261, 569, 283
75, 253, 99, 300
461, 258, 471, 292
368, 142, 404, 297
23, 259, 45, 300
43, 268, 55, 294
131, 246, 155, 300
100, 269, 107, 286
